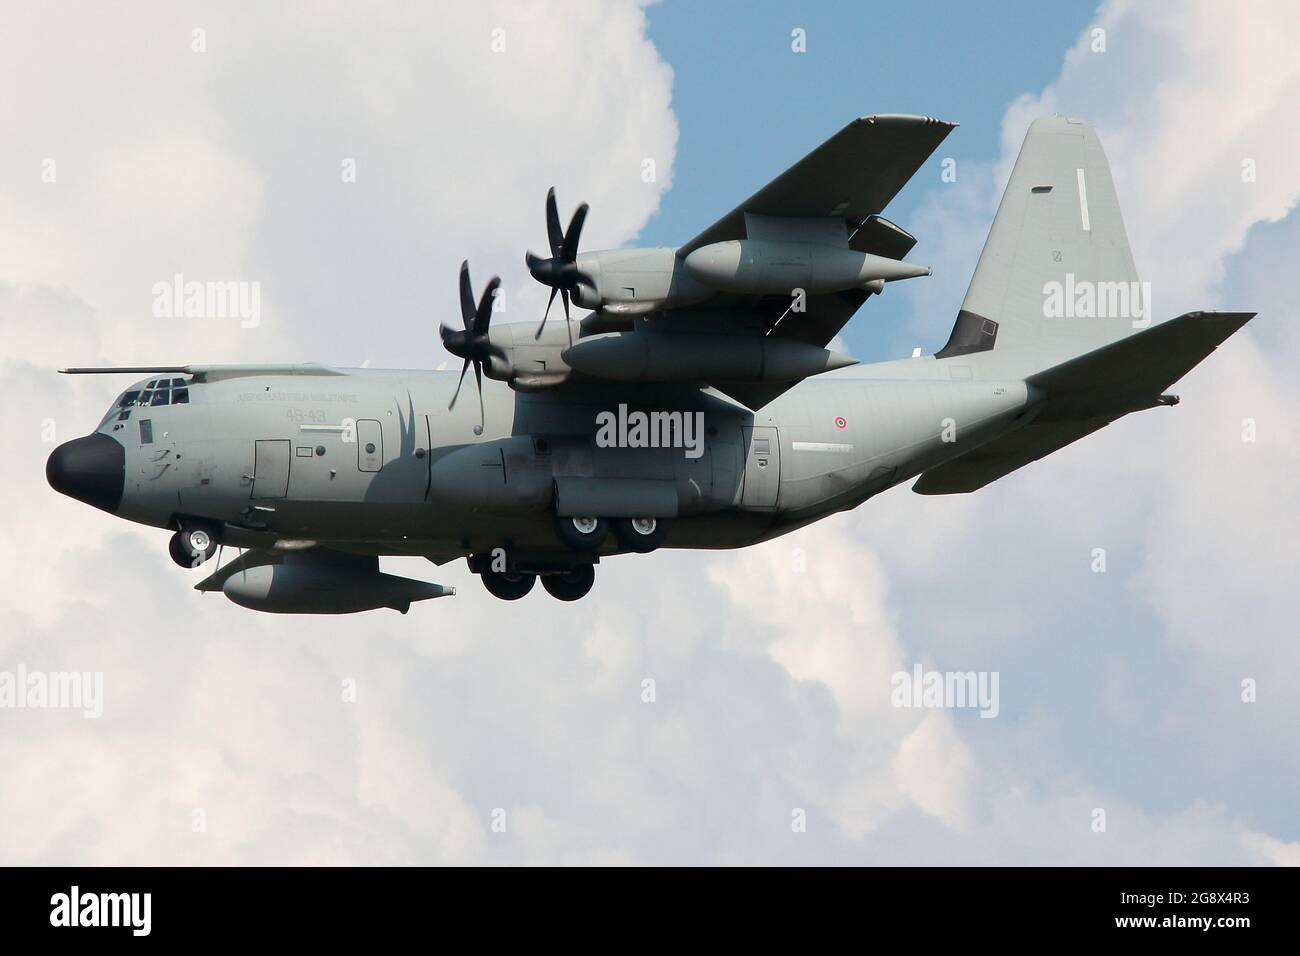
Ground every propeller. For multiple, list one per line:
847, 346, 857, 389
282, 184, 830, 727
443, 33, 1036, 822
525, 187, 596, 345
439, 260, 502, 433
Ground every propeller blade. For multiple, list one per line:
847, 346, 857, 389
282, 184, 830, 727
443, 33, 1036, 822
561, 288, 573, 347
458, 260, 475, 331
545, 187, 563, 259
530, 191, 593, 339
561, 203, 588, 262
474, 277, 500, 336
438, 326, 462, 358
448, 357, 470, 410
473, 360, 485, 432
535, 286, 558, 339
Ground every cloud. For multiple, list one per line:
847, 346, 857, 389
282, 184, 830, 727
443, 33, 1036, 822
851, 0, 1300, 858
3, 0, 1297, 866
0, 0, 682, 864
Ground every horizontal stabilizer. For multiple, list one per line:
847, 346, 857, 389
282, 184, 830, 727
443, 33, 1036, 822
912, 417, 1112, 494
1025, 311, 1255, 417
914, 310, 1255, 494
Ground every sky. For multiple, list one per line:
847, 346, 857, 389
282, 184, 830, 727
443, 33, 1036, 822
2, 0, 1298, 865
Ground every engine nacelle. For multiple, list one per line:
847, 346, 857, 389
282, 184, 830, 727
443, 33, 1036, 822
483, 322, 575, 390
222, 554, 453, 614
682, 239, 930, 295
572, 247, 715, 315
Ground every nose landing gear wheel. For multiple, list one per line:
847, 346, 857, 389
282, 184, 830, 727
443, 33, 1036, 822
541, 564, 595, 601
480, 567, 536, 601
612, 516, 669, 553
169, 525, 219, 568
554, 515, 610, 551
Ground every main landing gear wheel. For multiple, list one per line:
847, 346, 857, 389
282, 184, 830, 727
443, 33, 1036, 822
542, 564, 595, 601
169, 525, 218, 569
555, 515, 609, 551
612, 517, 669, 553
480, 567, 536, 601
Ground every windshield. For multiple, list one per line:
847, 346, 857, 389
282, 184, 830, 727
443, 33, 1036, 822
98, 377, 192, 428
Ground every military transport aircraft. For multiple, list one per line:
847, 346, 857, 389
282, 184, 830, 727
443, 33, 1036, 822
47, 114, 1254, 613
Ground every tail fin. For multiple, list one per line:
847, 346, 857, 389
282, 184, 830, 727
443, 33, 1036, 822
938, 116, 1145, 373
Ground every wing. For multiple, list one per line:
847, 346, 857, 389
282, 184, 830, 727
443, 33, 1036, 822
678, 114, 955, 258
653, 115, 954, 408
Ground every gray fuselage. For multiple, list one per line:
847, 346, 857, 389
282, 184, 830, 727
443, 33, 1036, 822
92, 359, 1033, 562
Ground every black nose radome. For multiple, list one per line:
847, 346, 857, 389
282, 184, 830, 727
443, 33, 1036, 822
47, 433, 125, 513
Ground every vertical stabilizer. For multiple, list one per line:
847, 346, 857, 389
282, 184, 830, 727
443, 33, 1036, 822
939, 116, 1145, 374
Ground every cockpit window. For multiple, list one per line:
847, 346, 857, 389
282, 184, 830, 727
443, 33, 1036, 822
102, 378, 193, 429
131, 378, 192, 407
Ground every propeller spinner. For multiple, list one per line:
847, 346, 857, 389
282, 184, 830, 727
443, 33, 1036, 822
525, 187, 596, 344
439, 260, 502, 434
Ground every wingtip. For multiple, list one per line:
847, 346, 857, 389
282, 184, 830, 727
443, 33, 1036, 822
860, 113, 959, 128
1195, 309, 1257, 325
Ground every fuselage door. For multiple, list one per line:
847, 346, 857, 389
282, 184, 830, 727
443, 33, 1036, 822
252, 439, 291, 498
740, 425, 780, 508
357, 419, 383, 472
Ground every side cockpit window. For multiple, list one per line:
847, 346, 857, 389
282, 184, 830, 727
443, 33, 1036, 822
103, 389, 141, 425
